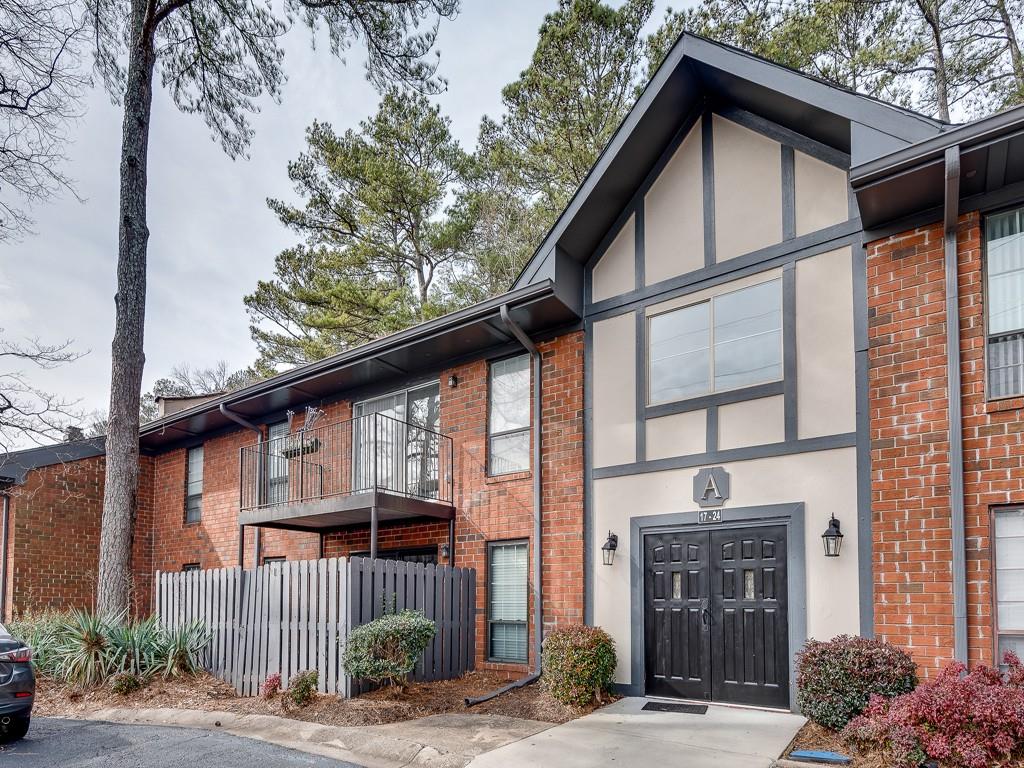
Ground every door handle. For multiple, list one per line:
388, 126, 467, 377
700, 598, 710, 628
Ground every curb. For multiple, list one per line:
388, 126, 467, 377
77, 707, 470, 768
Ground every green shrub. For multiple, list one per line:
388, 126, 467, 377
288, 669, 318, 706
109, 671, 144, 696
342, 610, 436, 687
796, 635, 917, 730
542, 625, 616, 707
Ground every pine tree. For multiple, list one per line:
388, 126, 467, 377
246, 89, 473, 368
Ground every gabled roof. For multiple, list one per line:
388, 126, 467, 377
514, 32, 946, 289
0, 437, 106, 485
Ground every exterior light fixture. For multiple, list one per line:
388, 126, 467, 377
822, 514, 844, 558
448, 375, 458, 388
440, 542, 450, 560
601, 531, 618, 566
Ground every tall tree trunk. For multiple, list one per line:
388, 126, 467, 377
996, 0, 1024, 92
918, 0, 951, 120
96, 0, 156, 618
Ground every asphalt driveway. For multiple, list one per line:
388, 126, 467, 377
0, 717, 361, 767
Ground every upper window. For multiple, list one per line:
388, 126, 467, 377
185, 445, 204, 523
182, 562, 200, 573
488, 355, 530, 475
648, 278, 783, 404
995, 509, 1024, 663
985, 208, 1024, 398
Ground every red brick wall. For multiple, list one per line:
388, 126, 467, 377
323, 331, 587, 671
868, 211, 1016, 677
2, 454, 154, 620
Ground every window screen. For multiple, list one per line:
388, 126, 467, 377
488, 541, 528, 663
488, 355, 530, 475
185, 445, 203, 523
649, 279, 782, 403
986, 208, 1024, 398
996, 509, 1024, 664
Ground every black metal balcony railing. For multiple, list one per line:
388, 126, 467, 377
239, 412, 454, 512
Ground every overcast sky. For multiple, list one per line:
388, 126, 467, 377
1, 1, 676, 434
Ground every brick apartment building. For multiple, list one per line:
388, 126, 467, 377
855, 116, 1024, 677
4, 34, 1024, 710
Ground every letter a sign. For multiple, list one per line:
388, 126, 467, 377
693, 467, 730, 508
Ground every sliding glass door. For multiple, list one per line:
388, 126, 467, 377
353, 383, 440, 498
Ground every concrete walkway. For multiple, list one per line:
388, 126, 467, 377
467, 698, 806, 768
77, 707, 553, 768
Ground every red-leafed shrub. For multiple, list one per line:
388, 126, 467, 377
261, 672, 281, 698
796, 635, 917, 729
844, 653, 1024, 768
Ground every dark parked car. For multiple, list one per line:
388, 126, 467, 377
0, 622, 33, 742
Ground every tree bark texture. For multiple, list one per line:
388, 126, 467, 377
96, 0, 157, 618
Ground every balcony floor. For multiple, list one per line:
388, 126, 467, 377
238, 490, 454, 532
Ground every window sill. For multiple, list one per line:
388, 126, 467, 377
485, 471, 531, 485
986, 397, 1024, 413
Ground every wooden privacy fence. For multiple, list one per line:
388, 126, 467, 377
154, 557, 476, 697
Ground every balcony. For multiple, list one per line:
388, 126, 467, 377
238, 413, 455, 539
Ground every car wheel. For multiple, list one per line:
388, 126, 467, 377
0, 715, 29, 742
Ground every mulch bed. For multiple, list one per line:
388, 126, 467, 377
783, 722, 886, 768
34, 671, 606, 727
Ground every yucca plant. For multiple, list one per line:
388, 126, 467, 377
8, 610, 69, 678
52, 610, 113, 686
106, 616, 163, 679
157, 620, 209, 678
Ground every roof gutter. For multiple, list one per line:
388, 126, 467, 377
851, 104, 1024, 190
140, 281, 558, 441
220, 404, 263, 569
943, 146, 968, 666
466, 305, 545, 705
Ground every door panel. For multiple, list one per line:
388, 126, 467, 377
643, 524, 790, 709
710, 526, 789, 708
644, 530, 711, 700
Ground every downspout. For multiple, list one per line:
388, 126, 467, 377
220, 404, 264, 569
943, 146, 968, 666
466, 305, 544, 704
0, 493, 9, 621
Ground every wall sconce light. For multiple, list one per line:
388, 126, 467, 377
440, 542, 450, 560
601, 531, 618, 566
822, 514, 844, 558
447, 375, 458, 388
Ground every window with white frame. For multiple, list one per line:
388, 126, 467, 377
488, 540, 528, 663
648, 278, 783, 404
985, 207, 1024, 398
488, 355, 530, 475
185, 445, 204, 523
996, 508, 1024, 663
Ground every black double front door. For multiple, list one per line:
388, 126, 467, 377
643, 525, 789, 708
